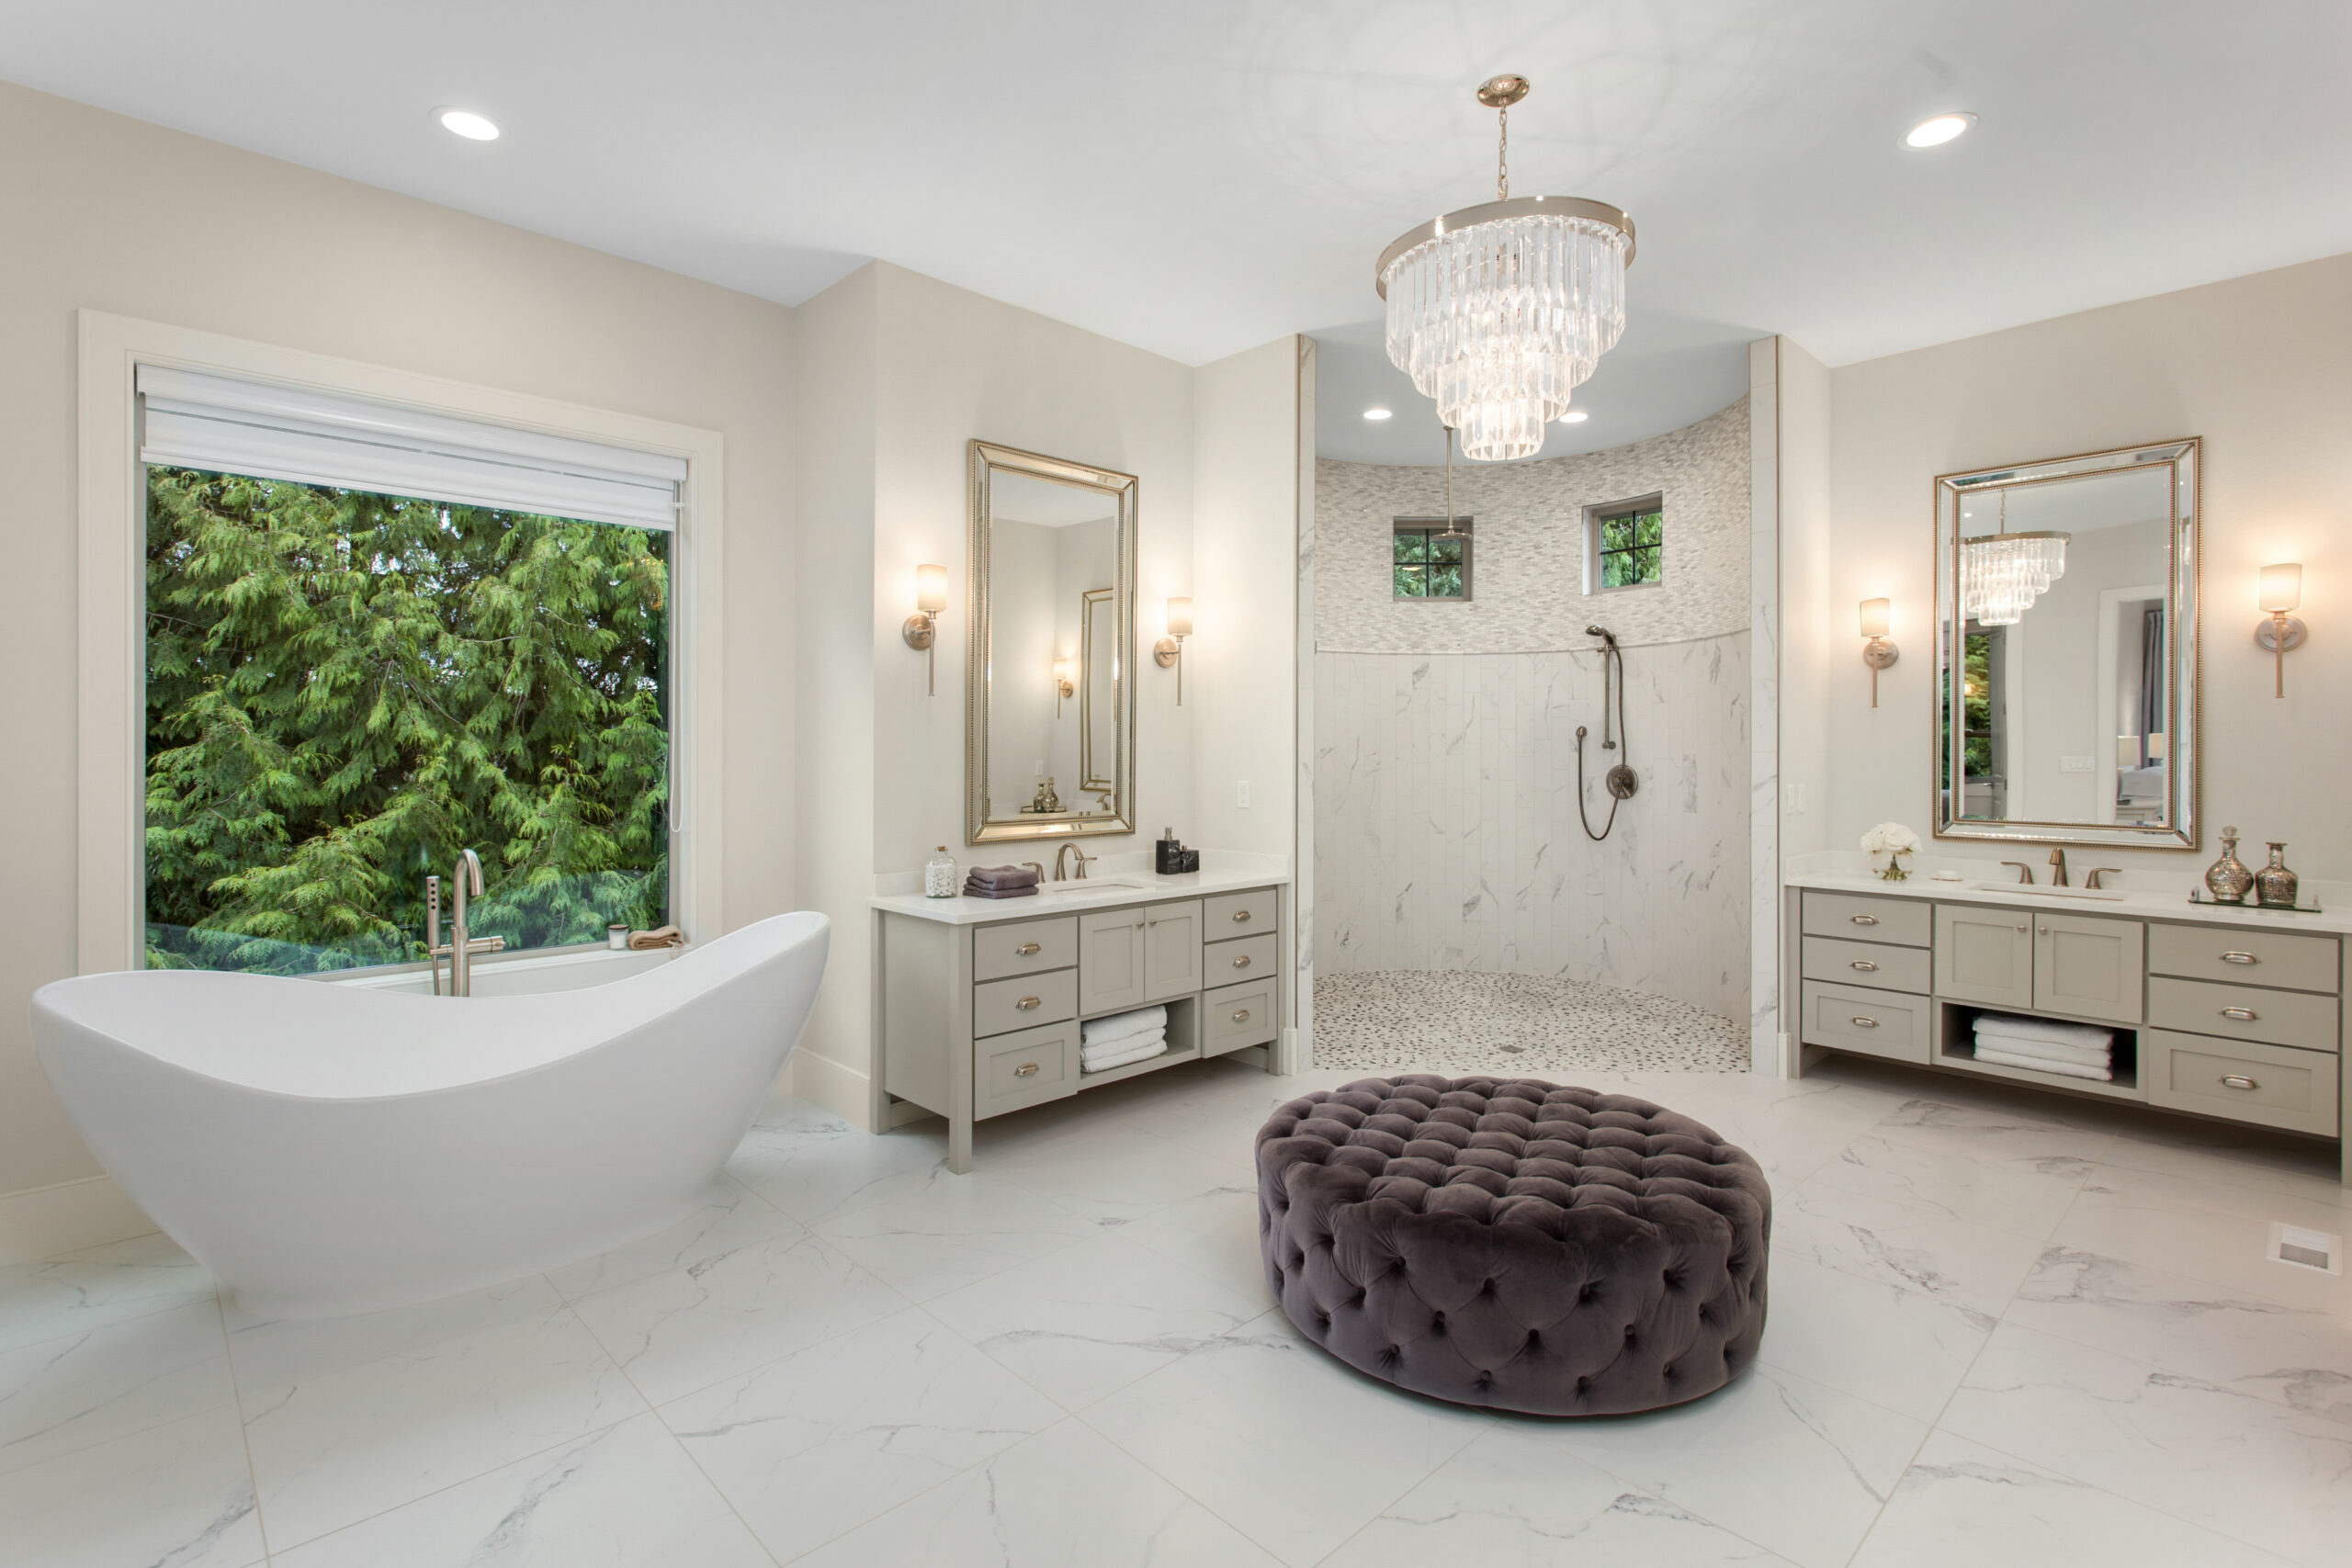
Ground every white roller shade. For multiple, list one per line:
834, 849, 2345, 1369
137, 365, 686, 530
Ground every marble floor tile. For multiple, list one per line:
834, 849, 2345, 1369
1849, 1429, 2298, 1567
0, 1296, 235, 1475
238, 1281, 645, 1551
566, 1225, 906, 1406
978, 1124, 1248, 1225
728, 1105, 953, 1225
223, 1276, 572, 1392
924, 1230, 1266, 1408
790, 1416, 1283, 1568
2005, 1247, 2352, 1422
1120, 1185, 1277, 1307
805, 1164, 1104, 1303
2094, 1116, 2350, 1206
662, 1306, 1062, 1562
1806, 1102, 2100, 1237
0, 1231, 217, 1354
543, 1178, 803, 1300
1542, 1360, 1929, 1568
0, 1403, 262, 1568
1330, 1421, 1797, 1566
1758, 1257, 1997, 1423
1081, 1313, 1491, 1566
267, 1412, 766, 1568
2050, 1163, 2352, 1314
1941, 1321, 2352, 1565
1774, 1177, 2048, 1314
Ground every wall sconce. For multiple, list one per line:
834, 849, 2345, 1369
1154, 596, 1192, 705
1859, 597, 1898, 707
2254, 562, 2305, 697
903, 564, 948, 695
1053, 657, 1074, 716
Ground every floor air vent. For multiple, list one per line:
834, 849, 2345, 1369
2267, 1223, 2342, 1275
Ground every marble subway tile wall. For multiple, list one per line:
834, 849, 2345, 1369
1314, 398, 1752, 1025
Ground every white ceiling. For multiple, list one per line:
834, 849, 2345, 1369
7, 1, 2347, 464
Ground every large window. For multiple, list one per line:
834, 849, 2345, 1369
1393, 517, 1472, 600
137, 367, 684, 976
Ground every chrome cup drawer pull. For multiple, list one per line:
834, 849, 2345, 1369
1849, 914, 1878, 926
1016, 996, 1042, 1010
1013, 1061, 1040, 1077
2220, 1074, 2259, 1090
1232, 954, 1252, 968
1231, 1009, 1250, 1022
1850, 1015, 1880, 1029
1014, 942, 1042, 956
2219, 1007, 2258, 1021
1849, 960, 1879, 972
1231, 909, 1253, 923
2220, 951, 2257, 964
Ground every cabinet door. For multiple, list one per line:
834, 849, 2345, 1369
1142, 900, 1204, 1003
1078, 908, 1148, 1015
1935, 904, 2035, 1010
2033, 913, 2144, 1024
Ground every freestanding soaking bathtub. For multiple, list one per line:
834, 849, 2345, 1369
32, 911, 828, 1317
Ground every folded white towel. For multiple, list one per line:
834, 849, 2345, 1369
1080, 1037, 1168, 1074
1973, 1029, 2111, 1067
1081, 1027, 1165, 1064
1973, 1046, 2114, 1082
1081, 1006, 1168, 1046
1969, 1012, 2114, 1051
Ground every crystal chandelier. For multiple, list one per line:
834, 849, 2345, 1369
1376, 75, 1635, 462
1962, 493, 2070, 626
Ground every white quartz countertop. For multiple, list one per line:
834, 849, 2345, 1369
1785, 868, 2352, 935
874, 861, 1287, 926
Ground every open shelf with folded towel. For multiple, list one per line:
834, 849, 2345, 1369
1075, 997, 1200, 1089
1939, 1001, 2143, 1100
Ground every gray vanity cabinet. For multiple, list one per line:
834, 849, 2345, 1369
1141, 900, 1205, 1003
1077, 908, 1149, 1013
1934, 905, 2034, 1010
2033, 912, 2144, 1024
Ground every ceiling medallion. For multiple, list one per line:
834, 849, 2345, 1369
1376, 74, 1635, 462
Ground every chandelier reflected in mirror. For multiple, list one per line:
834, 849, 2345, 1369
1375, 75, 1635, 462
1961, 491, 2071, 626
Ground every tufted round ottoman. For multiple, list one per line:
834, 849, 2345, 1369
1256, 1075, 1770, 1416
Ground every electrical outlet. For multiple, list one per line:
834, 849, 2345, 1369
1236, 780, 1251, 808
1786, 783, 1807, 814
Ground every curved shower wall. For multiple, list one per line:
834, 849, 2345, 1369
1313, 398, 1752, 1023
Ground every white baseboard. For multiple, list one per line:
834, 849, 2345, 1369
790, 1051, 875, 1131
0, 1174, 158, 1264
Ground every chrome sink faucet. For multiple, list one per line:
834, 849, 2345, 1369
1054, 842, 1097, 882
426, 850, 506, 996
2048, 848, 2069, 887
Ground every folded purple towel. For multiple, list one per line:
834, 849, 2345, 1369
966, 864, 1041, 889
962, 880, 1038, 899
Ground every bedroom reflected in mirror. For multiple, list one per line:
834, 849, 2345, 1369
1934, 438, 2199, 850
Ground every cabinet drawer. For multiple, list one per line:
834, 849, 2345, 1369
2147, 976, 2338, 1055
1209, 931, 1278, 982
977, 1021, 1078, 1120
1204, 888, 1277, 940
1203, 977, 1278, 1055
974, 967, 1078, 1039
973, 915, 1078, 983
1800, 980, 1930, 1065
1804, 891, 1929, 947
2143, 1031, 2339, 1136
1803, 935, 1930, 995
2148, 923, 2339, 993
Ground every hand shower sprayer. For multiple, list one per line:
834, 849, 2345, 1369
1575, 626, 1638, 840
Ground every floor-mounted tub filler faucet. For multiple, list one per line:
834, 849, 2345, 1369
425, 850, 506, 996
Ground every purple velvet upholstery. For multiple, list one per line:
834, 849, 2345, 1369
1256, 1075, 1770, 1416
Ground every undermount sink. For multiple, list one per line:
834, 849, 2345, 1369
1963, 880, 2125, 901
1041, 879, 1140, 895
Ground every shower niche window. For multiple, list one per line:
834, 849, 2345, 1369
1586, 494, 1663, 592
1393, 517, 1472, 600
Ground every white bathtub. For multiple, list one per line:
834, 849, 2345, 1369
31, 911, 828, 1317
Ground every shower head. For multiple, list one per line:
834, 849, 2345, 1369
1586, 625, 1617, 647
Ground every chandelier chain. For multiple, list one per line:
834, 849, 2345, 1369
1497, 105, 1509, 199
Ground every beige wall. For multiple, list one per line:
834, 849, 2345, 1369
0, 83, 799, 1201
1811, 252, 2352, 876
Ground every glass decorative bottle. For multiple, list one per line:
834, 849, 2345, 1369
923, 845, 957, 899
2256, 842, 2300, 909
2203, 827, 2254, 905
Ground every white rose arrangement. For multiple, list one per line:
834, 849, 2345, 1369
1860, 821, 1921, 881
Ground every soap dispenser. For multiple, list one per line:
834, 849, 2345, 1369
923, 845, 957, 899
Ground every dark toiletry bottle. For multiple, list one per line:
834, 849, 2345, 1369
1156, 827, 1183, 874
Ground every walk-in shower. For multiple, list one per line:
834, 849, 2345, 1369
1576, 625, 1639, 840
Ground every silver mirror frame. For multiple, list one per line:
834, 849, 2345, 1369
1078, 587, 1116, 795
966, 439, 1137, 845
1932, 437, 2200, 851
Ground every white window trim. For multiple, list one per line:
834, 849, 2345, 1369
75, 310, 727, 977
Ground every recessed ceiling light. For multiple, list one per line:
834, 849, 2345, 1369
1560, 411, 1589, 423
435, 107, 501, 141
1904, 112, 1974, 149
1363, 407, 1393, 421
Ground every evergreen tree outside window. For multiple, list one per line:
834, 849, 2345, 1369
143, 466, 672, 975
1589, 497, 1664, 590
1393, 518, 1472, 600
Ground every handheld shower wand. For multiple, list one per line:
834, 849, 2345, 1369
1575, 626, 1638, 840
